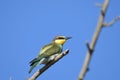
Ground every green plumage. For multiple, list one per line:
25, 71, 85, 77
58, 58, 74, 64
29, 42, 62, 73
29, 36, 72, 73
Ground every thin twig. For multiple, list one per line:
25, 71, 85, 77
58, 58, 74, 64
86, 42, 94, 53
103, 16, 120, 27
78, 0, 109, 80
29, 49, 69, 80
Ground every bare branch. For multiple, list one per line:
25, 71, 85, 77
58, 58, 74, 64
103, 16, 120, 27
28, 49, 69, 80
78, 0, 109, 80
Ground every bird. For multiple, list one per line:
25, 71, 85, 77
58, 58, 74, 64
29, 36, 72, 73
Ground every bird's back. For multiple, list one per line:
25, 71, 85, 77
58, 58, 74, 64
39, 42, 63, 58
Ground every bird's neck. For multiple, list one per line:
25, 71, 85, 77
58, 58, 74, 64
54, 39, 66, 45
52, 41, 63, 46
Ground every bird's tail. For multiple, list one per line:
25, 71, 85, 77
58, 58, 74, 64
29, 57, 42, 73
29, 61, 39, 73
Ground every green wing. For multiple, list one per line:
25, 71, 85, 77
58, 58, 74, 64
38, 43, 62, 58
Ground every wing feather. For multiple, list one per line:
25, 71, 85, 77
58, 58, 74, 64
38, 43, 62, 58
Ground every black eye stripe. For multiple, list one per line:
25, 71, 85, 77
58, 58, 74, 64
56, 37, 65, 39
59, 37, 65, 39
53, 36, 66, 41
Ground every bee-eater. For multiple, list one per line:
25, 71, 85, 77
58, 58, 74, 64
29, 36, 72, 73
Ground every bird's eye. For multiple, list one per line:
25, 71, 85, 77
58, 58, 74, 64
56, 37, 65, 39
58, 37, 64, 39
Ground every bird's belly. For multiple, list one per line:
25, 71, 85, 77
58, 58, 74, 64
41, 54, 59, 64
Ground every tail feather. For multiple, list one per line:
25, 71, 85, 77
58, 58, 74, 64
29, 56, 43, 73
29, 58, 39, 66
29, 58, 38, 63
29, 62, 39, 73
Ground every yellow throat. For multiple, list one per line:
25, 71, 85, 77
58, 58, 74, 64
54, 39, 66, 45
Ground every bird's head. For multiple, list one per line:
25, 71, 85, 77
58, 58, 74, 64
53, 36, 72, 45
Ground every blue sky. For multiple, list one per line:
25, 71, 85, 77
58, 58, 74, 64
0, 0, 120, 80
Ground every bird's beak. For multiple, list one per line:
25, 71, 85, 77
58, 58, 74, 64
66, 37, 72, 40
